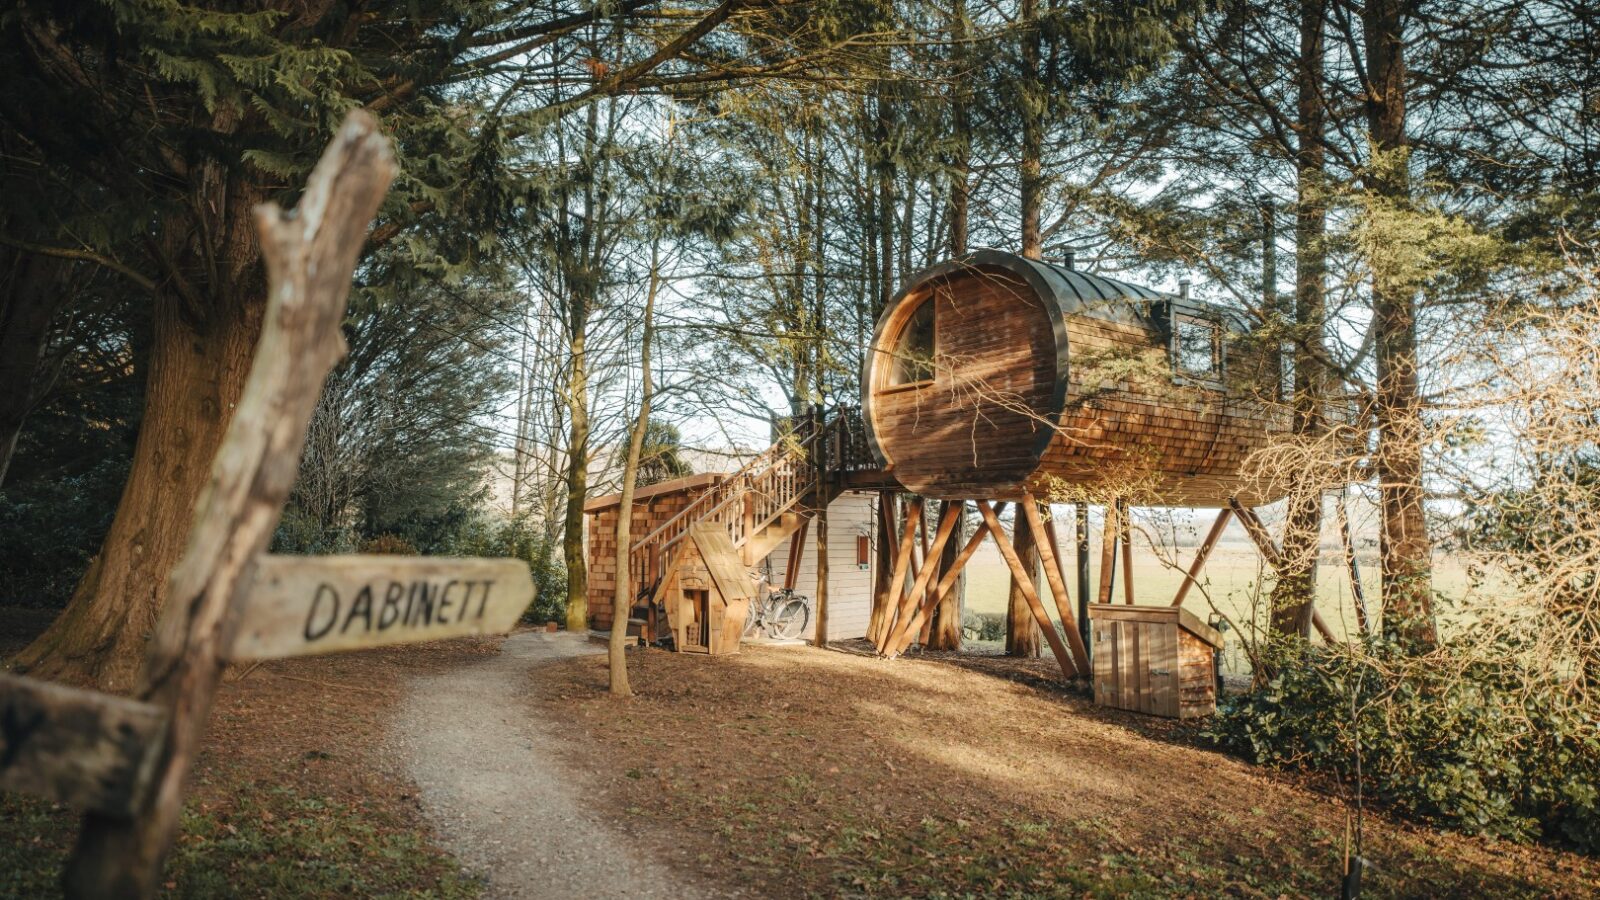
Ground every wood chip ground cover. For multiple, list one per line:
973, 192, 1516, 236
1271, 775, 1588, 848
530, 642, 1600, 898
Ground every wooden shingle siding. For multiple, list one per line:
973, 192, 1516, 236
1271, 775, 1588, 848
864, 253, 1289, 507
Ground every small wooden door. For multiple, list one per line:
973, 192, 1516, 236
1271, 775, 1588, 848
682, 589, 711, 652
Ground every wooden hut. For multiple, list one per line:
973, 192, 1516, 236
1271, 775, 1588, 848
655, 523, 756, 655
1087, 604, 1223, 718
584, 473, 724, 632
860, 249, 1288, 506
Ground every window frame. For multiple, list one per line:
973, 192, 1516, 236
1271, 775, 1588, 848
1169, 305, 1226, 388
881, 292, 938, 391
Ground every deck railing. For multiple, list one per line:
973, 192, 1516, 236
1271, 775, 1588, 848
628, 406, 873, 594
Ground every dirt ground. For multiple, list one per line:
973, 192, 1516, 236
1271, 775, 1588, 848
2, 608, 491, 898
529, 641, 1600, 899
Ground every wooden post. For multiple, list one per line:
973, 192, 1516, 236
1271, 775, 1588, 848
1075, 504, 1091, 663
1229, 498, 1284, 569
813, 505, 829, 648
64, 112, 396, 899
785, 518, 810, 592
1006, 505, 1041, 658
927, 500, 966, 650
1097, 501, 1119, 604
1172, 508, 1233, 608
977, 501, 1075, 679
1120, 500, 1135, 604
888, 503, 1002, 658
879, 502, 961, 654
1021, 497, 1091, 677
878, 496, 923, 643
868, 491, 897, 643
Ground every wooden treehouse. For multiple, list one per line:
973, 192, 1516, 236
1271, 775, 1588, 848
849, 249, 1297, 708
586, 249, 1319, 712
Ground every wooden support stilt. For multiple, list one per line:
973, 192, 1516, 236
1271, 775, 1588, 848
1075, 504, 1091, 662
977, 501, 1076, 679
784, 518, 810, 592
813, 503, 828, 647
867, 492, 898, 644
889, 503, 1002, 657
879, 503, 961, 654
1097, 501, 1119, 604
1337, 492, 1370, 635
877, 496, 923, 645
1120, 500, 1135, 604
1311, 607, 1339, 643
1171, 508, 1233, 608
1228, 498, 1283, 569
1021, 496, 1091, 677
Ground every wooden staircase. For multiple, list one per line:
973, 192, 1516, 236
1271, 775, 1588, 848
627, 412, 859, 642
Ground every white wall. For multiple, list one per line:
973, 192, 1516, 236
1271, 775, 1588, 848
758, 490, 876, 641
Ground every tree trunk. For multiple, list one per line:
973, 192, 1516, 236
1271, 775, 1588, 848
1363, 0, 1434, 645
1019, 0, 1043, 262
562, 325, 590, 633
927, 500, 964, 649
1005, 514, 1040, 657
0, 251, 70, 489
609, 248, 660, 697
14, 180, 266, 691
1270, 0, 1329, 639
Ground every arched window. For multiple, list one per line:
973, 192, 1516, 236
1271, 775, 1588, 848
889, 297, 935, 386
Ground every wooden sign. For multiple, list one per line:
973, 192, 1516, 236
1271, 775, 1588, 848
228, 555, 535, 661
0, 674, 165, 816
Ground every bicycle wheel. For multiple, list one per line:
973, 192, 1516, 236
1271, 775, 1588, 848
743, 600, 766, 639
769, 597, 810, 641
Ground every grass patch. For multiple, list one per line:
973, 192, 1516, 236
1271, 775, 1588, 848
1, 786, 481, 900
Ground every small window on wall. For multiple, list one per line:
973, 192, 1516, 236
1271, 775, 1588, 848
1280, 342, 1295, 401
1173, 313, 1222, 381
888, 297, 936, 386
856, 534, 871, 569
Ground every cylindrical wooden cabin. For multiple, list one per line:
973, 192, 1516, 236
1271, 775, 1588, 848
861, 250, 1289, 506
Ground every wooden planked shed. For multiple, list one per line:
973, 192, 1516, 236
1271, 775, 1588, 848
655, 523, 756, 655
1088, 604, 1224, 718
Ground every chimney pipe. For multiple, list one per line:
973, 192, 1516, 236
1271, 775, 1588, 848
1179, 279, 1191, 300
1063, 250, 1076, 270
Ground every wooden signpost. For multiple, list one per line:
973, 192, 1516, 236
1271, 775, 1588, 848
0, 112, 535, 898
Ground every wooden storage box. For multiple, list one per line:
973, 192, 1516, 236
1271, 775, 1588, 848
1088, 604, 1224, 718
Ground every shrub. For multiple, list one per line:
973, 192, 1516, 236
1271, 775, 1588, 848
358, 533, 418, 555
1206, 638, 1600, 853
0, 457, 129, 607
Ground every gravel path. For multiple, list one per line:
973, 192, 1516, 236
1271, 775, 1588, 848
390, 632, 714, 899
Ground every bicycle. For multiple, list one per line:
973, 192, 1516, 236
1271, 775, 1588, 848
743, 586, 813, 641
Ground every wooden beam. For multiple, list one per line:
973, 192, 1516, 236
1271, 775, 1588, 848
1120, 500, 1135, 604
784, 518, 810, 592
1311, 607, 1339, 643
888, 503, 1002, 657
879, 502, 961, 654
976, 501, 1076, 680
0, 675, 166, 816
1074, 504, 1091, 661
1171, 508, 1233, 608
1228, 498, 1283, 569
813, 502, 829, 647
867, 491, 897, 644
1021, 496, 1091, 677
1097, 502, 1119, 604
65, 111, 397, 898
877, 496, 923, 645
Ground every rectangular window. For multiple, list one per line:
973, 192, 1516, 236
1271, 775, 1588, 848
1280, 342, 1295, 401
856, 535, 870, 569
1173, 313, 1222, 381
